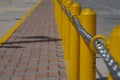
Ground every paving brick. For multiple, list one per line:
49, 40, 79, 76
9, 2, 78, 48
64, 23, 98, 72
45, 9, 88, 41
28, 61, 38, 66
17, 63, 28, 67
24, 75, 36, 80
0, 65, 6, 70
26, 67, 37, 73
59, 63, 65, 69
57, 53, 64, 57
2, 70, 14, 76
14, 68, 25, 75
60, 78, 67, 80
6, 63, 17, 69
11, 76, 24, 80
10, 59, 20, 63
48, 71, 59, 77
2, 55, 11, 59
0, 77, 11, 80
12, 54, 21, 58
0, 59, 10, 64
38, 66, 48, 71
37, 73, 48, 78
39, 60, 49, 65
59, 69, 67, 77
49, 64, 58, 70
20, 57, 29, 62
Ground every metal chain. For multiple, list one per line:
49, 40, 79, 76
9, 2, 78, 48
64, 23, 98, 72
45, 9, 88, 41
94, 40, 120, 80
57, 0, 120, 79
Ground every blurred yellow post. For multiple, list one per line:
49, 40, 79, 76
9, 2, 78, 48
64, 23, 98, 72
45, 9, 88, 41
57, 0, 62, 36
108, 25, 120, 80
60, 0, 66, 45
79, 8, 96, 80
54, 0, 59, 27
62, 0, 73, 77
69, 2, 81, 80
58, 0, 63, 38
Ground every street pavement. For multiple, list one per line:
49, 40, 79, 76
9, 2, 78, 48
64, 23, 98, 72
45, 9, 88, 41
0, 0, 67, 80
73, 0, 120, 80
73, 0, 120, 37
0, 0, 119, 80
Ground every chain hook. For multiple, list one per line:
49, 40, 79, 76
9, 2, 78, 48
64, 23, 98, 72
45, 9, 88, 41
90, 35, 109, 53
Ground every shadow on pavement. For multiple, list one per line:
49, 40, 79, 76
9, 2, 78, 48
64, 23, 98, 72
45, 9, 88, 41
21, 36, 52, 39
0, 36, 61, 48
96, 77, 108, 80
1, 46, 24, 48
1, 36, 62, 44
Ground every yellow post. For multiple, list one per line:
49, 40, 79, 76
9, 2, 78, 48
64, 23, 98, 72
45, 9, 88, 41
58, 0, 63, 38
60, 0, 66, 41
69, 3, 81, 80
55, 0, 59, 26
61, 0, 72, 36
79, 8, 96, 80
61, 0, 72, 40
57, 0, 62, 35
55, 0, 65, 39
62, 0, 73, 77
108, 25, 120, 80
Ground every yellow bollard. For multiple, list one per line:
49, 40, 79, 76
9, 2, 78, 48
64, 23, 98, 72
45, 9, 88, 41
61, 0, 72, 39
55, 0, 59, 26
61, 0, 73, 77
69, 2, 81, 80
60, 0, 66, 41
79, 8, 96, 80
57, 0, 62, 35
58, 0, 63, 38
108, 25, 120, 80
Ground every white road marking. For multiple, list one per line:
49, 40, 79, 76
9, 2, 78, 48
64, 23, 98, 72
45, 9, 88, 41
88, 0, 120, 13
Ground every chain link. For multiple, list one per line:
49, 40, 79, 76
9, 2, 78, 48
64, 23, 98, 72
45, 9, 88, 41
94, 40, 120, 80
57, 0, 120, 79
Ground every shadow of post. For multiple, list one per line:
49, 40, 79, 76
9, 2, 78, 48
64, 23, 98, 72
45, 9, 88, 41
96, 77, 108, 80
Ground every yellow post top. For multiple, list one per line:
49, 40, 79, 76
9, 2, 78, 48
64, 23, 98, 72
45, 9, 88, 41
80, 8, 96, 35
61, 0, 72, 2
58, 0, 62, 2
109, 25, 120, 63
69, 2, 81, 16
62, 0, 72, 8
80, 8, 96, 16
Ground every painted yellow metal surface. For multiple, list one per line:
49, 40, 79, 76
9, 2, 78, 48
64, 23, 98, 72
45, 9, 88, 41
54, 0, 120, 80
108, 25, 120, 80
69, 2, 81, 80
79, 8, 96, 80
61, 0, 73, 77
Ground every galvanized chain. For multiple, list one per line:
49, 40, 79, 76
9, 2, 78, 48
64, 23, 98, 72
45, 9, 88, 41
57, 0, 120, 79
94, 39, 120, 80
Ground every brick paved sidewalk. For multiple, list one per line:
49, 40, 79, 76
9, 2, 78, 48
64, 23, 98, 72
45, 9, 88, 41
0, 0, 67, 80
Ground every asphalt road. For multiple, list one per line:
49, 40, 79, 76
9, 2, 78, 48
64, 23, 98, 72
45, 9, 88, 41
72, 0, 120, 80
0, 0, 39, 38
73, 0, 120, 38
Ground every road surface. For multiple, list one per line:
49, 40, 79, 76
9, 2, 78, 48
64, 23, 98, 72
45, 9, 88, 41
0, 0, 39, 38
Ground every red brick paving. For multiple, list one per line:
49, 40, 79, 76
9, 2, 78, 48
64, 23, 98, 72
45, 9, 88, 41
0, 0, 67, 80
